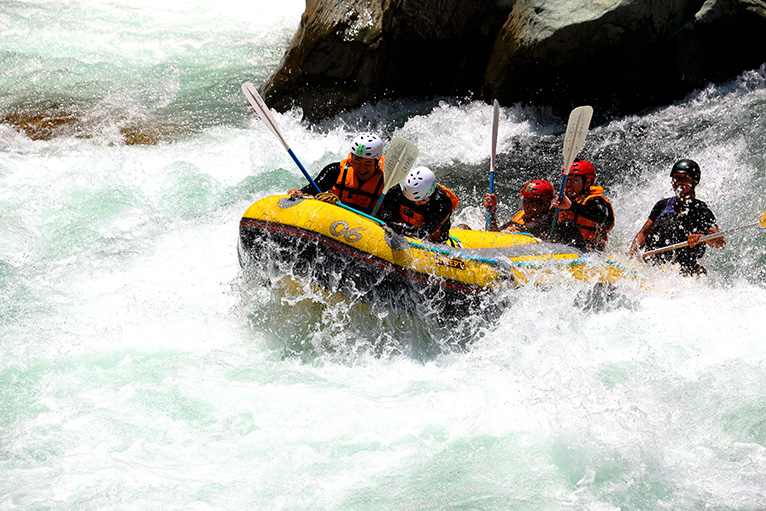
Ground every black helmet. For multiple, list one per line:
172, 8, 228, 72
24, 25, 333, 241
670, 159, 701, 183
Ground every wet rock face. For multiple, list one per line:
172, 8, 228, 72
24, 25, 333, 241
483, 0, 766, 120
260, 0, 766, 122
260, 0, 511, 120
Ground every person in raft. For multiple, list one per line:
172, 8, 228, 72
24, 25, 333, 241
627, 159, 724, 276
288, 132, 387, 215
482, 179, 584, 245
551, 159, 615, 251
380, 166, 459, 244
484, 179, 556, 238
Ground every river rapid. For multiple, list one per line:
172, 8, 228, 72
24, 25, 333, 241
2, 1, 766, 509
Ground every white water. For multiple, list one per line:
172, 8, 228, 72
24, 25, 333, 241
2, 1, 766, 509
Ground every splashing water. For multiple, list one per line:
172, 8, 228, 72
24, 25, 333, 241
2, 0, 766, 509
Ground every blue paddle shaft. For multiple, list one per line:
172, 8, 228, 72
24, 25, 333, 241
371, 194, 386, 217
287, 148, 321, 194
485, 173, 495, 230
549, 172, 569, 237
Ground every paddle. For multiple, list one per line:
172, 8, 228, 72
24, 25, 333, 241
371, 136, 419, 216
241, 81, 321, 193
642, 210, 766, 258
485, 99, 500, 230
549, 105, 594, 239
242, 81, 418, 230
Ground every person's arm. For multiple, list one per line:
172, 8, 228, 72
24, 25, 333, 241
702, 205, 724, 248
296, 162, 340, 195
627, 199, 670, 256
706, 225, 725, 248
499, 220, 519, 232
627, 219, 654, 257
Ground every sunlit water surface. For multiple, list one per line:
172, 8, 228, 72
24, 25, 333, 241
2, 1, 766, 509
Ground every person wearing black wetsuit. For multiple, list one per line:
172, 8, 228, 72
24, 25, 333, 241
380, 166, 457, 244
628, 159, 725, 275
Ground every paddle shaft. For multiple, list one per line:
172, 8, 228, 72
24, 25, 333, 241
549, 173, 569, 234
370, 193, 386, 218
485, 100, 499, 230
242, 82, 321, 194
642, 219, 762, 257
244, 82, 382, 221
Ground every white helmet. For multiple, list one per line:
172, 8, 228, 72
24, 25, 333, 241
402, 166, 437, 201
350, 133, 383, 160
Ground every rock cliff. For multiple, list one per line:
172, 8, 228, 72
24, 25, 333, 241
260, 0, 766, 121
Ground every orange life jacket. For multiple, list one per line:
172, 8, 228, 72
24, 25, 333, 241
330, 156, 385, 214
398, 185, 459, 242
510, 209, 553, 226
557, 186, 614, 250
510, 210, 525, 225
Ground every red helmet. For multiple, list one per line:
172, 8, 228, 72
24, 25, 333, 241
520, 179, 555, 202
566, 160, 596, 181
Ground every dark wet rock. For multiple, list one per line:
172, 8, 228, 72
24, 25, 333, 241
260, 0, 766, 122
261, 0, 512, 120
484, 0, 766, 121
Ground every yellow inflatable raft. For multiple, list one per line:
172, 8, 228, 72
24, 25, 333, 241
238, 195, 640, 313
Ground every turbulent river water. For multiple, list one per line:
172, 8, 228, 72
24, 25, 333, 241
2, 1, 766, 509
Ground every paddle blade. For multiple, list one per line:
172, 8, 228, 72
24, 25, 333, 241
242, 82, 289, 151
561, 105, 593, 175
382, 137, 419, 194
550, 105, 593, 238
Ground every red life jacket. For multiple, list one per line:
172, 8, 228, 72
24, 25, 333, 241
557, 186, 614, 250
330, 156, 385, 214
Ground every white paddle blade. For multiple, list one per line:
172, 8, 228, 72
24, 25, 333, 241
561, 105, 593, 175
490, 99, 499, 173
382, 137, 419, 194
242, 82, 290, 151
